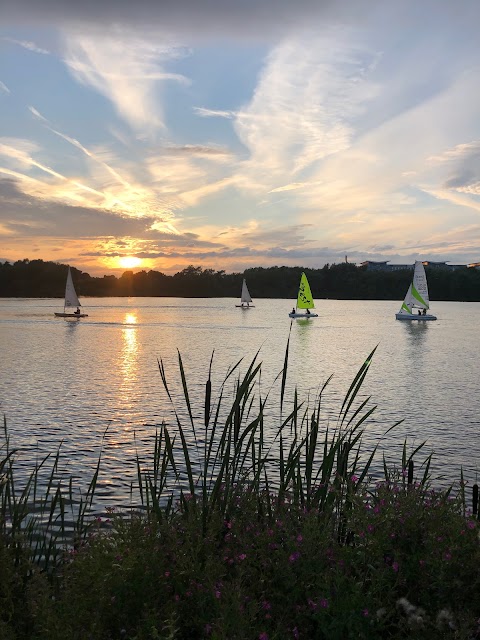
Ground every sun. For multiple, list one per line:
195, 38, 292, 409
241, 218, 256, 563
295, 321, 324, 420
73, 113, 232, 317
118, 256, 142, 269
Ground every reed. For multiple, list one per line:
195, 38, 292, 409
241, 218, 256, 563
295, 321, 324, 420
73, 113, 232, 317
0, 416, 103, 572
130, 341, 434, 536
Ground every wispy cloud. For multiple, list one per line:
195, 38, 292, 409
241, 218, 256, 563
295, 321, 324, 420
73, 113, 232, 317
233, 29, 379, 193
194, 107, 236, 119
269, 182, 312, 193
0, 81, 10, 94
47, 127, 131, 188
28, 106, 48, 122
2, 37, 50, 54
163, 144, 233, 159
63, 29, 190, 133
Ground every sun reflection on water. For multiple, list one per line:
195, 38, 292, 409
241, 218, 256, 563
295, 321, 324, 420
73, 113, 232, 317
120, 313, 139, 406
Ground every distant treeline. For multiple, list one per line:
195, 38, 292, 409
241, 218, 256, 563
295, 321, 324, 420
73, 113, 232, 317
1, 258, 480, 301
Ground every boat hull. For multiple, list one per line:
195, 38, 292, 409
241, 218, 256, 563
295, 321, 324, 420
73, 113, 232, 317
395, 312, 436, 321
289, 312, 318, 318
54, 313, 88, 318
235, 304, 255, 308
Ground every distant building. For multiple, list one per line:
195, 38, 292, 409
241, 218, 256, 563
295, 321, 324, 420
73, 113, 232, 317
422, 261, 447, 269
422, 261, 465, 271
360, 261, 413, 272
360, 260, 467, 272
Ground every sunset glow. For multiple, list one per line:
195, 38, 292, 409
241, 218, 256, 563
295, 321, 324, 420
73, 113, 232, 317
118, 257, 143, 269
2, 1, 480, 275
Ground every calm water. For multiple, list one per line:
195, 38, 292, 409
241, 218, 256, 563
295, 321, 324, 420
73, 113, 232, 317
1, 297, 479, 510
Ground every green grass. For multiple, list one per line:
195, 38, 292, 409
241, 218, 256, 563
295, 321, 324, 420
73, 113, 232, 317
1, 342, 479, 639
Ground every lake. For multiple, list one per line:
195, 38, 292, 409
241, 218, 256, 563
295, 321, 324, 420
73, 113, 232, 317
1, 297, 479, 511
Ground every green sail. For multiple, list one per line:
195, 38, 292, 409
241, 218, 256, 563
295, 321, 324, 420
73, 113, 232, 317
411, 283, 428, 308
297, 272, 315, 309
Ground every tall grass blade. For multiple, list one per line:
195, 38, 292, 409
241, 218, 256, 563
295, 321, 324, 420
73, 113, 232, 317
280, 325, 292, 416
177, 350, 197, 443
339, 345, 377, 426
204, 351, 214, 428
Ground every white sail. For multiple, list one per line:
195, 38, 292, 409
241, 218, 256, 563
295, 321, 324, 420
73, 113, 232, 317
64, 267, 81, 308
399, 283, 414, 314
240, 279, 252, 304
411, 261, 429, 309
396, 260, 436, 320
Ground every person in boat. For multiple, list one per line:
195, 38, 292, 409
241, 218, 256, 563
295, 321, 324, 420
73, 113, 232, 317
306, 308, 311, 315
291, 307, 296, 314
74, 307, 81, 315
422, 308, 427, 315
418, 309, 421, 315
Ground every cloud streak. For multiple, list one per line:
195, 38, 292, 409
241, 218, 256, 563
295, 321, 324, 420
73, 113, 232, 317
2, 37, 50, 54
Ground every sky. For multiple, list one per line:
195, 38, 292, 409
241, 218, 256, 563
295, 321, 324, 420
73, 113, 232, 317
1, 0, 480, 276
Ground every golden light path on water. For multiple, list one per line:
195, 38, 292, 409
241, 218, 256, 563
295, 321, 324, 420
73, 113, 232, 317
121, 313, 139, 405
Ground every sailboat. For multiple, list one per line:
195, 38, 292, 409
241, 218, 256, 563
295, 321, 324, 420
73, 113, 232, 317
54, 267, 88, 318
289, 272, 318, 318
236, 279, 255, 307
395, 261, 436, 321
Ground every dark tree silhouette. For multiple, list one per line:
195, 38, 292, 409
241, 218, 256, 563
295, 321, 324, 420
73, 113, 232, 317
1, 259, 479, 301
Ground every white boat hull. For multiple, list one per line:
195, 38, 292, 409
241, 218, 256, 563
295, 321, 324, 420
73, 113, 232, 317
289, 312, 318, 318
236, 304, 255, 308
54, 313, 88, 318
395, 312, 436, 321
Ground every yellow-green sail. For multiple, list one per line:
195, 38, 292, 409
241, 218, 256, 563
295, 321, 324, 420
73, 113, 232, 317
297, 272, 315, 309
